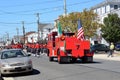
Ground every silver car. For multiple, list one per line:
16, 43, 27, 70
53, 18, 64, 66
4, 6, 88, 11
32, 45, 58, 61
0, 49, 33, 75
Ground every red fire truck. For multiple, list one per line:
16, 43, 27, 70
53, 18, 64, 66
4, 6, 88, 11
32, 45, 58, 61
47, 31, 94, 63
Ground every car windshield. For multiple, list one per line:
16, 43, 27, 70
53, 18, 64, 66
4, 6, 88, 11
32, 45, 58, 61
100, 44, 106, 47
1, 50, 26, 59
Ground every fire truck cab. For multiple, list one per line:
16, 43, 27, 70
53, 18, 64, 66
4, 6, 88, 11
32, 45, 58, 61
47, 31, 93, 63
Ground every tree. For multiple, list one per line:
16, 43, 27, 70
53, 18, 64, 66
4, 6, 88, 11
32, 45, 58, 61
101, 13, 120, 43
58, 9, 99, 38
80, 9, 99, 38
59, 12, 79, 33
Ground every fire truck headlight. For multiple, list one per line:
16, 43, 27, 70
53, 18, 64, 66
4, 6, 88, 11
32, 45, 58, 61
60, 36, 65, 41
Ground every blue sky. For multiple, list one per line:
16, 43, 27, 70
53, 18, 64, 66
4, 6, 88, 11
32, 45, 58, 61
0, 0, 104, 39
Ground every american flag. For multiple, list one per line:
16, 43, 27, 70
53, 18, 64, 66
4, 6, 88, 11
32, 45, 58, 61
77, 19, 85, 40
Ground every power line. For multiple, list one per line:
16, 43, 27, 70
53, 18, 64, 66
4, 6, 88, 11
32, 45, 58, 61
0, 22, 21, 24
0, 0, 101, 25
0, 0, 62, 8
0, 20, 55, 25
0, 7, 62, 15
0, 0, 99, 15
1, 7, 61, 13
0, 21, 37, 25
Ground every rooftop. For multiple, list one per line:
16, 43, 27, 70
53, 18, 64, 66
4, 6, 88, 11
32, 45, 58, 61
91, 0, 120, 9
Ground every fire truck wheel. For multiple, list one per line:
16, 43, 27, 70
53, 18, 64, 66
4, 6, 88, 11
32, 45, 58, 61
58, 56, 63, 64
71, 57, 77, 63
49, 57, 54, 61
81, 56, 93, 63
58, 60, 62, 64
47, 49, 49, 56
81, 57, 87, 63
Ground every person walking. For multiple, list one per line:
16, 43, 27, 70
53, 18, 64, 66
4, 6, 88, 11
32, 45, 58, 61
35, 42, 40, 57
108, 42, 115, 57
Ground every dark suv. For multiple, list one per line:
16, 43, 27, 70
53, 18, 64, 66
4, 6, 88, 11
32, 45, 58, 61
91, 44, 110, 53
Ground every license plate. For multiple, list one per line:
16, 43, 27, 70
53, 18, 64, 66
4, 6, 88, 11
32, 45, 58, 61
15, 67, 22, 70
67, 54, 71, 56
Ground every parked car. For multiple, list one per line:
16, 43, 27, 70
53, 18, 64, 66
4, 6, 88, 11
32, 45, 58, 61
0, 49, 33, 75
115, 43, 120, 51
90, 44, 110, 53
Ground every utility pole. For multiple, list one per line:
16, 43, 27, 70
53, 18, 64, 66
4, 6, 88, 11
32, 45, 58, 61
6, 32, 9, 41
22, 21, 25, 44
16, 28, 19, 42
64, 0, 67, 16
37, 13, 40, 42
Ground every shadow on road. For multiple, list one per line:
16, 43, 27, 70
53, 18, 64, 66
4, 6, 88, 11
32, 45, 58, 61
50, 59, 102, 64
2, 69, 40, 77
73, 60, 102, 64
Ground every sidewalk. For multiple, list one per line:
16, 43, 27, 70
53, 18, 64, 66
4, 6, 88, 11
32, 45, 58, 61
93, 51, 120, 61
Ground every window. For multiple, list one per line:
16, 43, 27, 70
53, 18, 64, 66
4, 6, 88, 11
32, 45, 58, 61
105, 6, 106, 13
114, 5, 118, 9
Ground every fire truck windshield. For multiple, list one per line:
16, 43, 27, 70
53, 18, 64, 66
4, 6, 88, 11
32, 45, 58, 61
63, 32, 75, 37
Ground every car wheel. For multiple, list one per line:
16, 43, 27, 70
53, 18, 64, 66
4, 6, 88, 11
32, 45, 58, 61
49, 57, 54, 61
105, 51, 108, 53
94, 50, 98, 53
0, 73, 2, 80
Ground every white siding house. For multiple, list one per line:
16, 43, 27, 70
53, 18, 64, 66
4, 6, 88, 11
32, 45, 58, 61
90, 0, 120, 45
25, 23, 54, 43
26, 32, 38, 43
40, 23, 54, 40
91, 0, 120, 24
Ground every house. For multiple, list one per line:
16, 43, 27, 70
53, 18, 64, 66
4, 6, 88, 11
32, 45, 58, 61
21, 23, 54, 43
90, 0, 120, 45
12, 31, 37, 44
25, 31, 38, 43
12, 35, 23, 44
38, 23, 54, 40
91, 0, 120, 24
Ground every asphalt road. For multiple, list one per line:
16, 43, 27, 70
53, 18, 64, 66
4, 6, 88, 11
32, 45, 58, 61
3, 54, 120, 80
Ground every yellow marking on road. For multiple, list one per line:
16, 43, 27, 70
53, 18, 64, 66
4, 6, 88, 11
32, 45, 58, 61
3, 77, 14, 80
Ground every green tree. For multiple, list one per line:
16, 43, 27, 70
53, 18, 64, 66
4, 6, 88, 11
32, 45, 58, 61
58, 9, 99, 38
80, 9, 99, 38
101, 14, 120, 43
59, 12, 79, 33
